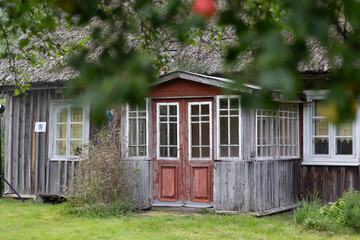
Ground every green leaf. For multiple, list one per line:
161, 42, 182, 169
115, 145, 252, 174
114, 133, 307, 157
19, 38, 29, 50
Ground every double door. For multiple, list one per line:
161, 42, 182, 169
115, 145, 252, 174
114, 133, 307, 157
153, 99, 213, 203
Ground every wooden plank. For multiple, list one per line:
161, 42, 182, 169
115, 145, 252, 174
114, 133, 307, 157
213, 162, 220, 210
34, 91, 40, 193
220, 162, 228, 210
228, 162, 236, 211
4, 94, 13, 193
19, 94, 26, 194
340, 167, 345, 197
235, 162, 242, 211
274, 160, 280, 208
11, 95, 20, 192
243, 161, 250, 212
30, 92, 36, 194
24, 93, 33, 194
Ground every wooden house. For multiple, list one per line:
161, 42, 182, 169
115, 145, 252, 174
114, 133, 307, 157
0, 25, 359, 214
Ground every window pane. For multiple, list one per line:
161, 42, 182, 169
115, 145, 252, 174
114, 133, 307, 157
160, 106, 167, 115
314, 119, 329, 136
129, 119, 137, 145
138, 147, 146, 156
57, 108, 67, 123
71, 124, 82, 139
201, 123, 210, 145
56, 124, 67, 139
230, 146, 239, 157
160, 147, 167, 157
192, 123, 200, 145
192, 147, 200, 158
169, 123, 177, 145
314, 101, 326, 116
336, 123, 352, 136
129, 147, 137, 157
230, 117, 239, 144
71, 107, 83, 122
160, 123, 168, 145
169, 105, 177, 115
220, 117, 228, 145
230, 98, 239, 109
201, 104, 209, 115
220, 146, 228, 157
70, 140, 82, 155
336, 137, 352, 155
314, 137, 329, 154
169, 147, 177, 157
191, 105, 199, 115
220, 98, 228, 109
138, 119, 146, 145
56, 140, 66, 156
202, 147, 210, 158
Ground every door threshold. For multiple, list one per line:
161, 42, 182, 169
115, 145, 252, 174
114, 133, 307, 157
152, 200, 213, 208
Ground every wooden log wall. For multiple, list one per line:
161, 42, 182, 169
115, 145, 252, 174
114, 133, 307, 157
214, 159, 301, 212
301, 166, 360, 203
4, 89, 96, 196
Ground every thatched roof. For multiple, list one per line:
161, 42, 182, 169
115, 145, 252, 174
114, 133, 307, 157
0, 19, 333, 87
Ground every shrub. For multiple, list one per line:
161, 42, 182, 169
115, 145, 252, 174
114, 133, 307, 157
61, 127, 133, 217
294, 189, 360, 234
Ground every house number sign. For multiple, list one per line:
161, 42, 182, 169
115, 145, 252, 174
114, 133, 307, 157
35, 122, 47, 132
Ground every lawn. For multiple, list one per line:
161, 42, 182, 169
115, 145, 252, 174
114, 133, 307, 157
0, 198, 358, 240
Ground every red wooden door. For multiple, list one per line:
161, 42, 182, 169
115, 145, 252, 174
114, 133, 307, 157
153, 99, 213, 204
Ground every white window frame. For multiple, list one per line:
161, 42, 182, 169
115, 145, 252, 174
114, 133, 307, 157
216, 96, 241, 160
255, 103, 300, 160
156, 102, 180, 160
125, 100, 149, 160
48, 100, 90, 161
303, 90, 360, 166
188, 101, 213, 161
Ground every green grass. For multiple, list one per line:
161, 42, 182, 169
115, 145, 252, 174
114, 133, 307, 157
0, 198, 359, 240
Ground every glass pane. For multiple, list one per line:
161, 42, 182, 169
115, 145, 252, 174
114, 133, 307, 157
220, 146, 228, 157
138, 119, 146, 145
191, 117, 199, 121
160, 147, 167, 157
169, 105, 177, 115
129, 119, 137, 145
336, 137, 352, 155
230, 117, 239, 144
201, 123, 210, 145
202, 116, 209, 121
191, 105, 199, 115
192, 147, 200, 158
129, 147, 137, 157
56, 124, 67, 139
201, 104, 209, 115
220, 117, 228, 144
129, 105, 137, 111
220, 98, 228, 109
191, 123, 200, 145
220, 110, 228, 115
71, 140, 82, 155
336, 122, 353, 136
139, 147, 146, 156
57, 108, 67, 123
169, 117, 177, 122
314, 137, 329, 154
160, 123, 168, 145
169, 147, 177, 157
138, 111, 146, 117
202, 147, 210, 158
160, 105, 167, 115
56, 140, 66, 156
71, 124, 82, 139
129, 112, 136, 117
314, 119, 329, 136
314, 101, 325, 116
169, 123, 177, 145
230, 98, 239, 109
71, 107, 83, 122
230, 110, 239, 115
230, 146, 239, 157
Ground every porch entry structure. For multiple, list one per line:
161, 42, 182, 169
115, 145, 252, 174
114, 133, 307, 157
153, 98, 213, 206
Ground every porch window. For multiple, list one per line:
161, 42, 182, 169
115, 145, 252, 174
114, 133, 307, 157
217, 96, 241, 159
157, 103, 179, 159
189, 102, 212, 160
312, 100, 353, 156
127, 104, 148, 158
49, 101, 89, 160
256, 103, 299, 159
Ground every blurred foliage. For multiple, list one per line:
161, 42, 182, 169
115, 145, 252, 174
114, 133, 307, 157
1, 0, 360, 123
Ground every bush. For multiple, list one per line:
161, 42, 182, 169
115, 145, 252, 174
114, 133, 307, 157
61, 127, 133, 217
294, 189, 360, 234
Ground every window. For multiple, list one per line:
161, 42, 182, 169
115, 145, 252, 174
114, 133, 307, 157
157, 103, 179, 159
312, 100, 353, 156
217, 96, 241, 159
49, 101, 89, 160
189, 102, 212, 160
127, 104, 148, 158
256, 103, 299, 159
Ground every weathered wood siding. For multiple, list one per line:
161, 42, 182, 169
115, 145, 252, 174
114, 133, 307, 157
214, 159, 301, 212
4, 89, 96, 196
123, 160, 152, 208
301, 166, 360, 203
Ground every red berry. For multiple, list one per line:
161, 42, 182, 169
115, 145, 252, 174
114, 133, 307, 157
192, 0, 216, 18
